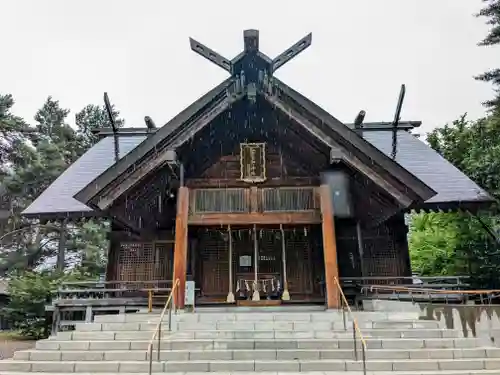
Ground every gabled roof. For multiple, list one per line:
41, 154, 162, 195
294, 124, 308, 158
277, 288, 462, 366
73, 31, 438, 211
74, 82, 436, 212
21, 124, 492, 219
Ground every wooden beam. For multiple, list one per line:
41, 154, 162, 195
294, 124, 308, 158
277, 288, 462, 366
172, 187, 189, 308
319, 184, 340, 309
185, 177, 320, 188
188, 211, 321, 225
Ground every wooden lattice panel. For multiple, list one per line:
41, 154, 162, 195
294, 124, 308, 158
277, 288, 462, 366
285, 227, 314, 296
117, 241, 173, 288
199, 229, 229, 298
362, 222, 406, 283
261, 187, 316, 212
153, 242, 174, 281
191, 188, 247, 213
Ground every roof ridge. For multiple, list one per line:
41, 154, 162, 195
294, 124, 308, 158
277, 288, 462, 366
92, 121, 422, 137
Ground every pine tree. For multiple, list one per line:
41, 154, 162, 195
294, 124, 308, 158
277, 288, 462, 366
75, 104, 123, 153
476, 0, 500, 110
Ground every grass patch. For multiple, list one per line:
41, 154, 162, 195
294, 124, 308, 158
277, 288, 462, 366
0, 330, 30, 341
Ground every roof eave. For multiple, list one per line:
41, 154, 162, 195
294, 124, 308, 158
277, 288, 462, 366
21, 209, 104, 220
412, 198, 496, 214
74, 149, 177, 207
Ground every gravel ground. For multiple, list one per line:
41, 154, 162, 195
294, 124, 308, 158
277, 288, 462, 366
0, 339, 35, 359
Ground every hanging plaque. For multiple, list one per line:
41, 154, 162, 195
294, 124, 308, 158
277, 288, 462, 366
239, 255, 252, 267
240, 143, 266, 183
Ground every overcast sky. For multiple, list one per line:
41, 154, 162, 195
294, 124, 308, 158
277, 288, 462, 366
1, 0, 499, 135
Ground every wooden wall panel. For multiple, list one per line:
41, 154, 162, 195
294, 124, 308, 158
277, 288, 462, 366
198, 229, 230, 298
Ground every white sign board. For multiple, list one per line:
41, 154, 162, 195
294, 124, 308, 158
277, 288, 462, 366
185, 281, 195, 306
239, 255, 252, 267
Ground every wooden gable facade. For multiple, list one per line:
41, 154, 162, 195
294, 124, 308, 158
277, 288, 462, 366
74, 30, 438, 308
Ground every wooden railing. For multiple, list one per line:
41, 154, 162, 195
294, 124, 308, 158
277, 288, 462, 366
189, 186, 318, 214
49, 280, 175, 333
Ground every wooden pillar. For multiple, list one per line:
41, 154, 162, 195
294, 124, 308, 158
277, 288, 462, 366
172, 187, 189, 309
319, 184, 340, 309
280, 224, 290, 300
226, 225, 235, 303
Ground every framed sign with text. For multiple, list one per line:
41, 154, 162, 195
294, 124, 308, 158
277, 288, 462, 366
240, 143, 266, 183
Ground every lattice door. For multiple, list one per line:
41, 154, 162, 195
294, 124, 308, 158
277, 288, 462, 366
199, 229, 229, 298
118, 242, 154, 288
118, 241, 173, 288
285, 227, 314, 296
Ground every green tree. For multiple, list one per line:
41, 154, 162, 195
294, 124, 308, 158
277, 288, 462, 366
409, 114, 500, 288
75, 104, 123, 153
476, 0, 500, 110
0, 96, 117, 276
0, 94, 30, 175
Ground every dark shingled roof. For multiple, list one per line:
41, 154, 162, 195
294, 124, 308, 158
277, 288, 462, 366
22, 136, 146, 218
21, 128, 492, 218
364, 130, 492, 206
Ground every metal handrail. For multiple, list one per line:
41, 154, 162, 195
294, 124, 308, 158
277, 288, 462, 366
147, 278, 180, 375
366, 285, 500, 295
334, 277, 366, 375
364, 285, 500, 304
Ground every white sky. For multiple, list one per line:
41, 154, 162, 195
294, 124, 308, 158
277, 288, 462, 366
1, 0, 499, 135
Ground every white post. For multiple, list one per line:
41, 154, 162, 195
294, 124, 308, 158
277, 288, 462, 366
226, 225, 235, 303
252, 224, 260, 301
280, 224, 290, 300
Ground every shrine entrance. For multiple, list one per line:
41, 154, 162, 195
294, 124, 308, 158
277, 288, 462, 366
193, 225, 325, 304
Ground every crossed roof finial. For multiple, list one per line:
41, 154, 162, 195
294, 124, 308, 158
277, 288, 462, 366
189, 29, 312, 76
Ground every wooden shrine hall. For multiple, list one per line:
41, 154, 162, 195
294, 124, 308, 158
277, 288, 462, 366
22, 30, 493, 309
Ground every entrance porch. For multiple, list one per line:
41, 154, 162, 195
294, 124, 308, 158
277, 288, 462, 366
191, 225, 325, 305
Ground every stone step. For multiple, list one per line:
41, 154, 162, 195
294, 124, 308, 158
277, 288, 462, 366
94, 311, 420, 323
168, 329, 467, 340
76, 320, 441, 332
4, 371, 500, 375
2, 358, 500, 372
36, 337, 491, 351
54, 329, 461, 342
14, 348, 500, 361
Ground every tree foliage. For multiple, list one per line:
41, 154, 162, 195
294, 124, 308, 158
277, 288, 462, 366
0, 93, 123, 337
409, 6, 500, 284
1, 271, 86, 339
409, 113, 500, 288
476, 0, 500, 109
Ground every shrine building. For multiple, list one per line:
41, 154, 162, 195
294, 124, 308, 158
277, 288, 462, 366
22, 30, 493, 309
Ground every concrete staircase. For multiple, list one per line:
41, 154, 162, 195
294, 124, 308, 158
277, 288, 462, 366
1, 306, 500, 374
